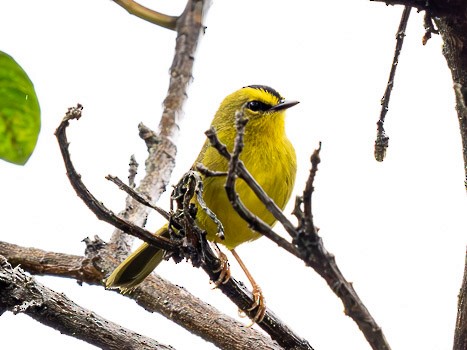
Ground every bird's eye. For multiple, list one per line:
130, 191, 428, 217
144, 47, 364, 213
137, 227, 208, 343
246, 100, 270, 112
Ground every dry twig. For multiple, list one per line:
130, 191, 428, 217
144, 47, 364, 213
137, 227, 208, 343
374, 5, 411, 162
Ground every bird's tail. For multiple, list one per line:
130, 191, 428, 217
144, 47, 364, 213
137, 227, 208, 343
105, 226, 168, 293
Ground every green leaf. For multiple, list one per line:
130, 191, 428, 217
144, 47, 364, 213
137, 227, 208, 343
0, 51, 40, 165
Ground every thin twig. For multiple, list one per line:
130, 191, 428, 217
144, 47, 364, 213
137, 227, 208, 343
374, 5, 411, 162
106, 175, 170, 221
112, 0, 178, 30
195, 163, 227, 177
303, 143, 322, 223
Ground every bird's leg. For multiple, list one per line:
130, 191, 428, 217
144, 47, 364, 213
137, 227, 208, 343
231, 249, 266, 324
211, 243, 231, 287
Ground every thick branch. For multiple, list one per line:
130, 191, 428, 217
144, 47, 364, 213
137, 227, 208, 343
436, 14, 467, 190
370, 0, 466, 17
107, 0, 211, 257
0, 256, 171, 350
0, 241, 284, 350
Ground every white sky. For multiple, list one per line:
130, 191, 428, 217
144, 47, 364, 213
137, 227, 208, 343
1, 1, 466, 349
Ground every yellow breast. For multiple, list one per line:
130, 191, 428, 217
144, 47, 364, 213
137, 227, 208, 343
195, 119, 296, 249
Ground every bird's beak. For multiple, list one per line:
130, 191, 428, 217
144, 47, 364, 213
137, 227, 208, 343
268, 100, 300, 112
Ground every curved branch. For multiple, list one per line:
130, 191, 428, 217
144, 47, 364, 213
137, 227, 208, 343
112, 0, 178, 30
54, 107, 176, 252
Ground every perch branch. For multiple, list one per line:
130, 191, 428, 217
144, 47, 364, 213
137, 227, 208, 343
374, 5, 411, 162
0, 255, 172, 350
112, 0, 178, 30
0, 241, 284, 350
171, 172, 314, 350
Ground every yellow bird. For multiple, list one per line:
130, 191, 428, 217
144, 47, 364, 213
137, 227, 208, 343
105, 85, 298, 321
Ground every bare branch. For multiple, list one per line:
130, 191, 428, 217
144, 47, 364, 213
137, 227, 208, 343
0, 241, 284, 350
374, 5, 411, 162
107, 0, 211, 254
54, 106, 175, 252
293, 148, 392, 350
195, 163, 228, 177
0, 255, 172, 350
0, 241, 103, 284
112, 0, 178, 30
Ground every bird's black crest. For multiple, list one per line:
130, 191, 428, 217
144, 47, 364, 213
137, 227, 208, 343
247, 85, 282, 101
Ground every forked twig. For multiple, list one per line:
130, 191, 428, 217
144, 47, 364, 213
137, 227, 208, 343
54, 106, 175, 252
206, 108, 392, 350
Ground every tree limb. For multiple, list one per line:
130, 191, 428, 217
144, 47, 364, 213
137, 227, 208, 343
0, 255, 172, 350
0, 241, 285, 350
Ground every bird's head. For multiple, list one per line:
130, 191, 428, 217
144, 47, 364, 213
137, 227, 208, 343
212, 85, 299, 132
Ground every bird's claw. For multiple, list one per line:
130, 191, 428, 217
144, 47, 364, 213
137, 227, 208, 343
239, 285, 266, 326
211, 250, 231, 288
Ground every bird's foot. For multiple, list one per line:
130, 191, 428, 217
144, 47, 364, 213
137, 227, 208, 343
211, 250, 231, 288
239, 285, 266, 326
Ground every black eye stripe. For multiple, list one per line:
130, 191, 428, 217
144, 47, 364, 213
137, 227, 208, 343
246, 100, 271, 112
